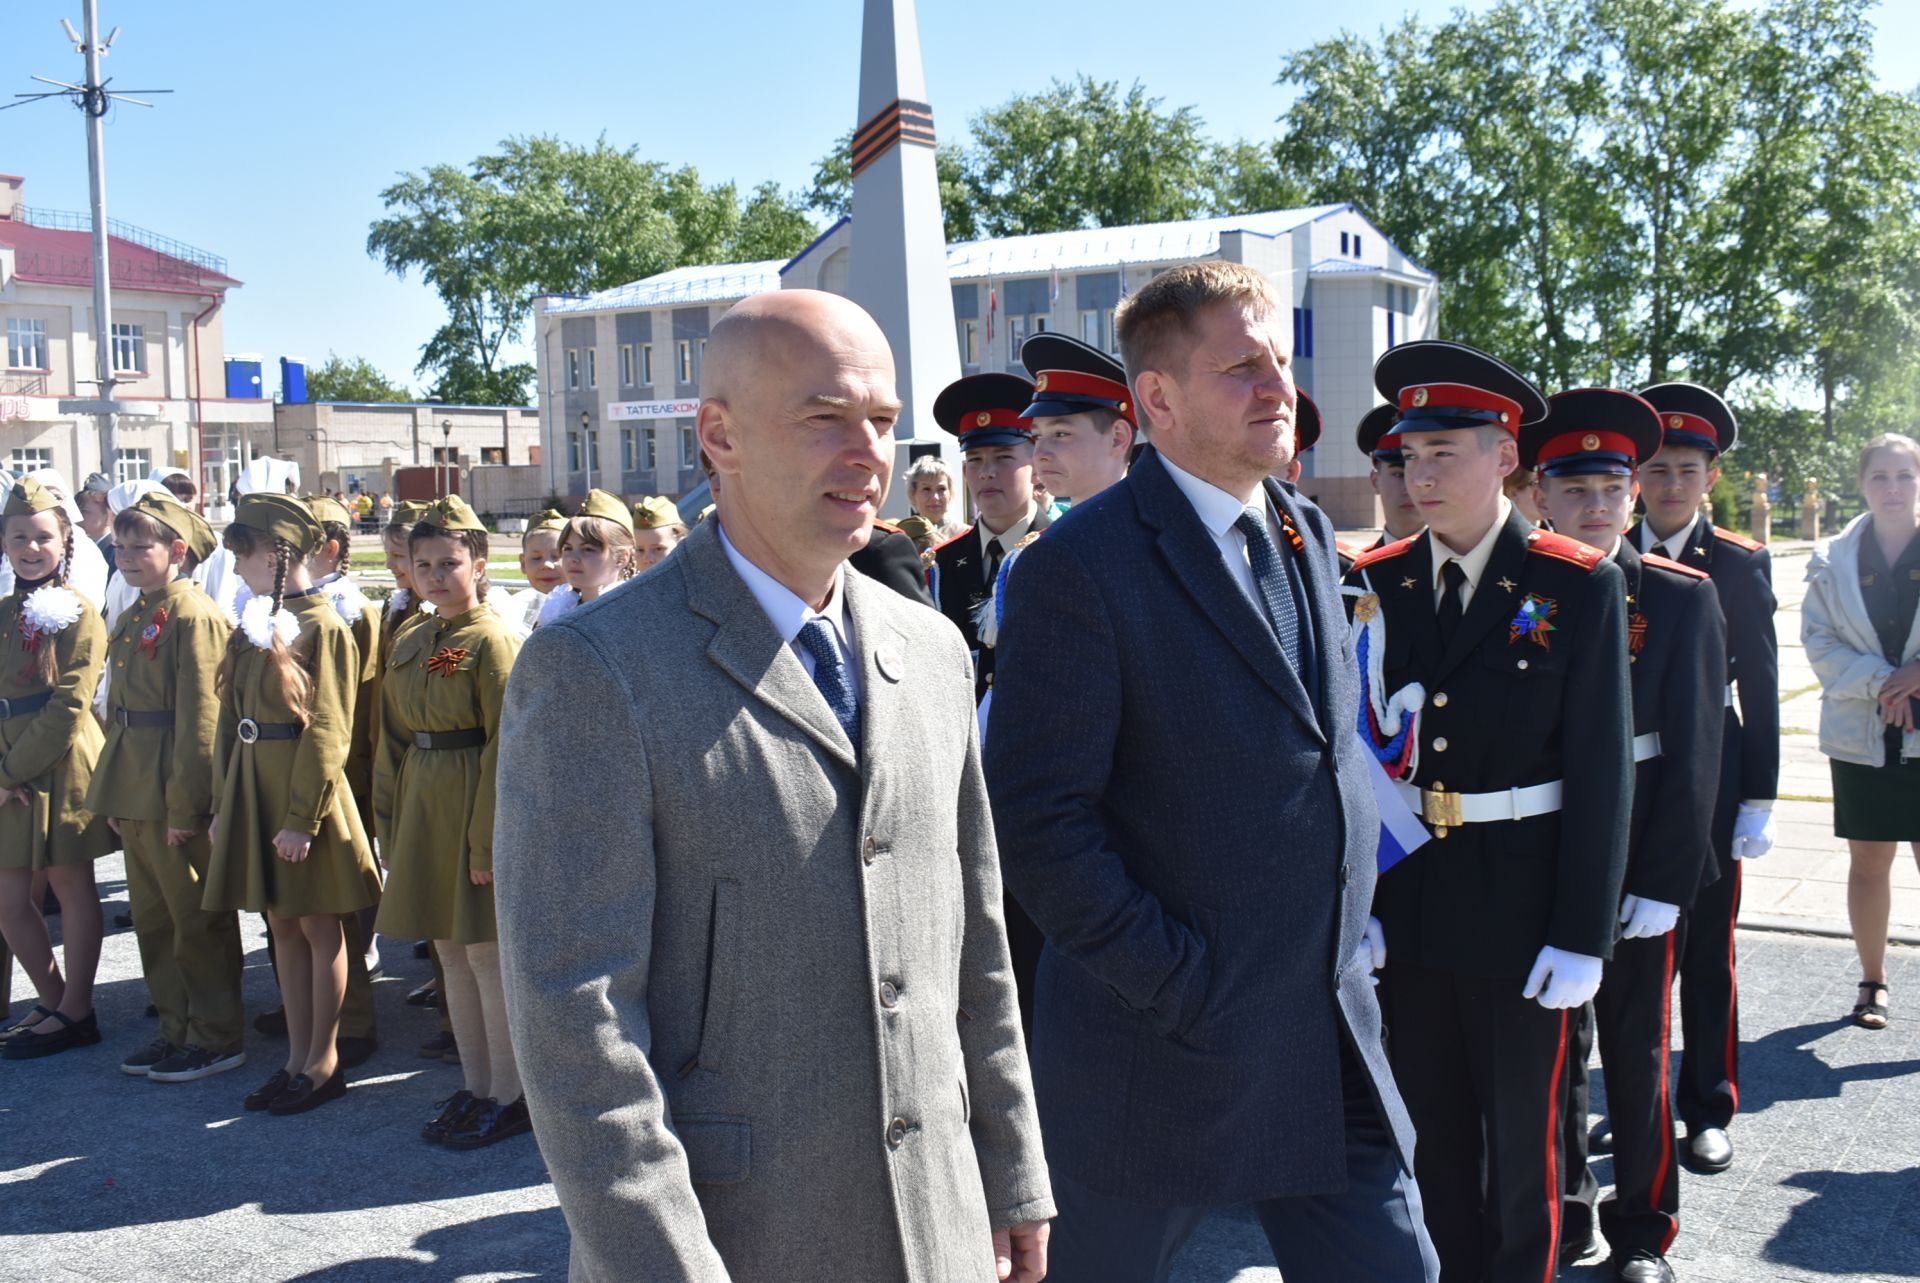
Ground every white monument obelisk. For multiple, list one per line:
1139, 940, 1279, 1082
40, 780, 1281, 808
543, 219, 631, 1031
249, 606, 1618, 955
847, 0, 961, 506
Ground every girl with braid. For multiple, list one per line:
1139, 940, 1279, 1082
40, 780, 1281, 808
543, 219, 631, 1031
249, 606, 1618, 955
375, 496, 529, 1147
203, 494, 380, 1115
0, 478, 116, 1059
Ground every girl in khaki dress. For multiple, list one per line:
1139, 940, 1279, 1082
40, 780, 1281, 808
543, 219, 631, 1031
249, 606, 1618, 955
374, 496, 528, 1148
0, 478, 115, 1059
204, 494, 380, 1116
535, 489, 635, 627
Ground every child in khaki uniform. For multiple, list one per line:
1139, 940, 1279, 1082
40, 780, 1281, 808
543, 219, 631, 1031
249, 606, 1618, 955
0, 478, 115, 1059
375, 496, 528, 1147
90, 491, 247, 1082
203, 494, 380, 1115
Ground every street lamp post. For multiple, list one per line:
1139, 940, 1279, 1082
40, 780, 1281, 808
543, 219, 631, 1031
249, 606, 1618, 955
440, 419, 452, 498
580, 410, 593, 494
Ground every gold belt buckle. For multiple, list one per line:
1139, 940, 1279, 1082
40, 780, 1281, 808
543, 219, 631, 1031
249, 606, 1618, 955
1421, 782, 1463, 838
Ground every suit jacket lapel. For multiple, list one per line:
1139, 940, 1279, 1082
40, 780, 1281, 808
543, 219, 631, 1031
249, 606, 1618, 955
1267, 478, 1337, 731
682, 523, 859, 772
1132, 450, 1322, 739
1433, 511, 1531, 682
843, 571, 908, 767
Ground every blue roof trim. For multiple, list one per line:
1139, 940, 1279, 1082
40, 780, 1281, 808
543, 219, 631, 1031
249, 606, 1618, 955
311, 400, 536, 411
780, 215, 850, 276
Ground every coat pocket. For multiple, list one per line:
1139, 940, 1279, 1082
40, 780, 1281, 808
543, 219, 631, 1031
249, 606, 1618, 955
673, 1113, 752, 1186
692, 877, 742, 1074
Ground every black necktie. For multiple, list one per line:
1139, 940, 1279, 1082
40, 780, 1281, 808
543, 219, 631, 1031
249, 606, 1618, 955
1234, 508, 1306, 680
1437, 560, 1467, 644
983, 536, 1004, 589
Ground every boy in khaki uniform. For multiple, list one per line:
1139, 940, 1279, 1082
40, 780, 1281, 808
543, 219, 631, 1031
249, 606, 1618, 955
89, 491, 247, 1082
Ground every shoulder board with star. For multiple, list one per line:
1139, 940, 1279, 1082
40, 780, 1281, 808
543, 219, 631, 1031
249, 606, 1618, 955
932, 526, 975, 555
1643, 551, 1709, 580
1351, 534, 1420, 571
1525, 528, 1607, 571
1712, 525, 1765, 553
1335, 539, 1365, 562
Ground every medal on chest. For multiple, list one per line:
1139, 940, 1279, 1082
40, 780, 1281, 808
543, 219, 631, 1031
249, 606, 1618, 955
1509, 594, 1558, 650
138, 607, 169, 660
427, 646, 469, 678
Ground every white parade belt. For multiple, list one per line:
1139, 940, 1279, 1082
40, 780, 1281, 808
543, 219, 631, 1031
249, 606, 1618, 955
1633, 731, 1662, 762
1395, 777, 1563, 836
1725, 682, 1736, 708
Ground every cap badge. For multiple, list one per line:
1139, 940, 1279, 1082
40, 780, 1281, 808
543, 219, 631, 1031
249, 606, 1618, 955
1118, 401, 1130, 414
974, 411, 991, 428
1581, 433, 1601, 451
1668, 415, 1684, 430
1411, 387, 1430, 407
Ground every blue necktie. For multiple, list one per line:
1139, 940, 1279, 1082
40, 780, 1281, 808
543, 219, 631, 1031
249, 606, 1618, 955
1234, 507, 1311, 690
797, 618, 859, 745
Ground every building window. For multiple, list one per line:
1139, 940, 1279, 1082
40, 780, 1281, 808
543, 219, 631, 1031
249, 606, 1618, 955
679, 424, 696, 468
641, 343, 654, 385
1387, 311, 1396, 349
1340, 231, 1350, 255
480, 447, 505, 464
1353, 234, 1363, 258
1104, 308, 1119, 355
113, 448, 152, 485
585, 431, 600, 473
586, 348, 598, 389
1009, 315, 1047, 363
432, 446, 457, 465
110, 323, 146, 374
1292, 307, 1316, 360
1080, 309, 1101, 348
643, 428, 658, 471
677, 340, 693, 383
6, 318, 48, 370
9, 447, 53, 472
620, 344, 635, 387
622, 427, 639, 472
958, 320, 978, 367
568, 432, 582, 472
566, 349, 579, 390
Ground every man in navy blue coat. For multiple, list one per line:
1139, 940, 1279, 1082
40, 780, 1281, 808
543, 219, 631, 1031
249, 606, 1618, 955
985, 260, 1438, 1283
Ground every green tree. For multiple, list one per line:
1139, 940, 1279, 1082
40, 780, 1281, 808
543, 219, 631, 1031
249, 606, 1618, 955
302, 353, 411, 403
805, 131, 978, 241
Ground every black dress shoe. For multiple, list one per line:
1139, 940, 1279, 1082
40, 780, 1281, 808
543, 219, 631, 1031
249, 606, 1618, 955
243, 1069, 292, 1111
412, 939, 431, 959
1590, 1123, 1614, 1154
421, 1089, 480, 1143
1560, 1227, 1601, 1266
336, 1036, 377, 1069
417, 1030, 457, 1059
444, 1095, 532, 1149
405, 981, 442, 1009
1687, 1127, 1733, 1172
111, 910, 133, 930
1613, 1249, 1677, 1282
2, 1010, 100, 1059
268, 1067, 349, 1115
252, 1007, 288, 1038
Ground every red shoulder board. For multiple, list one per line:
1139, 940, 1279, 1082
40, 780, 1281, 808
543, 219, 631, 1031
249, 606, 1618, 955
1335, 539, 1365, 560
1643, 551, 1709, 580
931, 526, 975, 554
1525, 528, 1606, 571
872, 519, 903, 535
1351, 534, 1420, 572
1713, 525, 1765, 553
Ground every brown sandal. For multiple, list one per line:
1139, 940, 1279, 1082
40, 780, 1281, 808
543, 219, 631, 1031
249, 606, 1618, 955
1852, 980, 1889, 1030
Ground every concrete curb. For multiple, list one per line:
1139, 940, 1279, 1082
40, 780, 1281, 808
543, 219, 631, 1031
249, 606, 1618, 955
1740, 912, 1920, 947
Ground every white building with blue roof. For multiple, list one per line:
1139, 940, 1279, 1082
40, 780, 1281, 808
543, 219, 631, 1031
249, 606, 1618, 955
531, 202, 1436, 527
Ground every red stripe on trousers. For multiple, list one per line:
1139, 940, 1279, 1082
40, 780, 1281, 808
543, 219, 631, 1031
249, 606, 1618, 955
1543, 1008, 1571, 1283
1725, 861, 1741, 1112
1655, 930, 1679, 1253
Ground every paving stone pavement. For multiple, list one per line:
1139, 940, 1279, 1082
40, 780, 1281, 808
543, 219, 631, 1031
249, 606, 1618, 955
8, 535, 1918, 1281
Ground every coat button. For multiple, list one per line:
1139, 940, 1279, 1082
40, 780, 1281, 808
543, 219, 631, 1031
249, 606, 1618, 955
862, 836, 878, 866
1432, 737, 1449, 753
1517, 659, 1530, 670
1432, 691, 1449, 708
879, 981, 899, 1009
1339, 862, 1351, 886
887, 1118, 908, 1148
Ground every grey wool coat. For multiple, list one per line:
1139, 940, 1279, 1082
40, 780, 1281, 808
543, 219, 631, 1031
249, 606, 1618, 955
493, 518, 1054, 1283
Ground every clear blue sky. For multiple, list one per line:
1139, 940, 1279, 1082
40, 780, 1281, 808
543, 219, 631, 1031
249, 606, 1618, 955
5, 0, 1916, 399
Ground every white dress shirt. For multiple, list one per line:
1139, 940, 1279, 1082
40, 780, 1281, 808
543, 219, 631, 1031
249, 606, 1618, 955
1427, 496, 1512, 611
1159, 452, 1285, 606
1638, 515, 1700, 562
976, 504, 1038, 570
718, 522, 861, 705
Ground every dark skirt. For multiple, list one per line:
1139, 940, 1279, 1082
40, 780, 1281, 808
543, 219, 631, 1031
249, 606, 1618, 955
1832, 732, 1920, 841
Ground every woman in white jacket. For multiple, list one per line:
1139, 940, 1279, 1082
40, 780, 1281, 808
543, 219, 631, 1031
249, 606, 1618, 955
1803, 432, 1920, 1028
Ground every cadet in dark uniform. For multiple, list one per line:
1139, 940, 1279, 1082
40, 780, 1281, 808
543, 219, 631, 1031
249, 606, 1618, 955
1274, 394, 1361, 572
849, 519, 934, 607
1022, 332, 1135, 506
1359, 404, 1424, 552
930, 373, 1051, 701
1525, 391, 1727, 1283
1627, 383, 1778, 1175
1344, 343, 1632, 1283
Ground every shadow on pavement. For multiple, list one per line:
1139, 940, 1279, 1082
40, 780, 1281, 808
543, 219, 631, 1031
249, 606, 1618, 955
283, 1207, 569, 1281
1766, 1166, 1920, 1277
1733, 1021, 1920, 1114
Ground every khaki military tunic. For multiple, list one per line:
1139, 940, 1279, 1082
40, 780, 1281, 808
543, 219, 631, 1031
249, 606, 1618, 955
319, 573, 381, 837
87, 577, 225, 827
0, 581, 113, 869
203, 593, 380, 917
374, 602, 518, 944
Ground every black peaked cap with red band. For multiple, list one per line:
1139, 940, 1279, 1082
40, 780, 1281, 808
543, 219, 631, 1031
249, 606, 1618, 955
1020, 333, 1135, 425
933, 373, 1036, 451
1520, 388, 1663, 478
1638, 381, 1737, 456
1356, 403, 1404, 462
1373, 339, 1548, 436
1294, 390, 1323, 454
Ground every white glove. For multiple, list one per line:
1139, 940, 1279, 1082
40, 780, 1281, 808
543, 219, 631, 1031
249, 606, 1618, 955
1618, 894, 1681, 940
1349, 916, 1387, 986
1732, 802, 1776, 860
1522, 945, 1603, 1009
